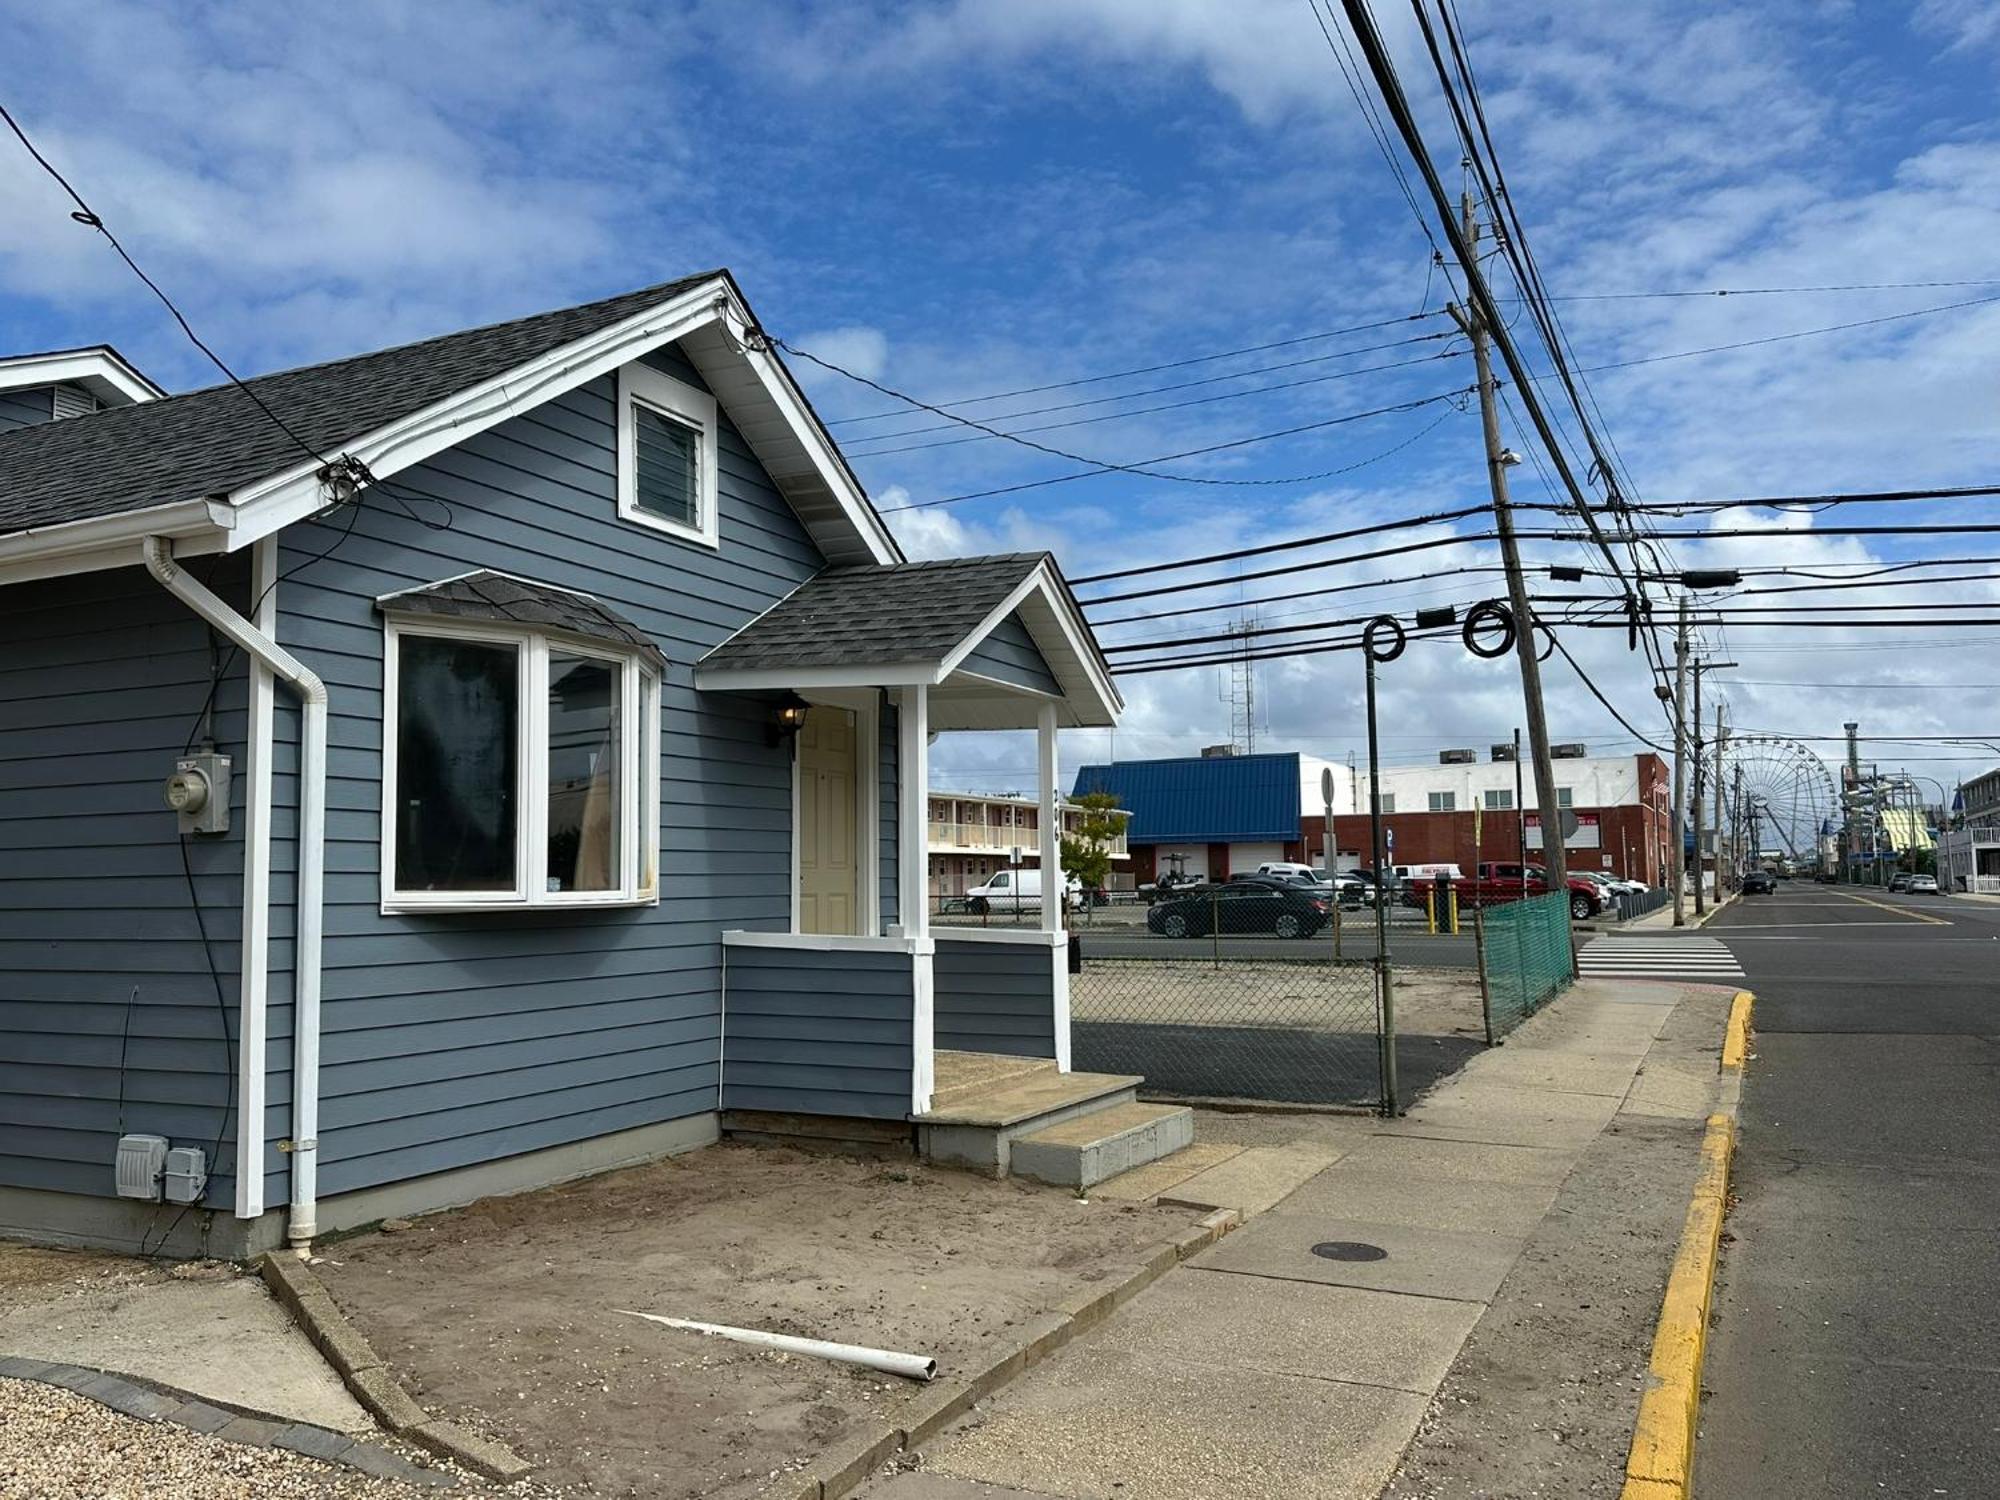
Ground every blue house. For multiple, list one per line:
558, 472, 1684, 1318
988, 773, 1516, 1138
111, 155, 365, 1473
0, 272, 1144, 1257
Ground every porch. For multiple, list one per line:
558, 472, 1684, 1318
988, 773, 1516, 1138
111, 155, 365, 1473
699, 554, 1190, 1184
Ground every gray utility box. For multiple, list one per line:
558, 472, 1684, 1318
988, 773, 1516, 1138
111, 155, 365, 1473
116, 1134, 168, 1200
163, 1146, 208, 1205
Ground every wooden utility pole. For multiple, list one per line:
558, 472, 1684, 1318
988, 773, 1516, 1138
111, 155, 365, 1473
1670, 599, 1690, 926
1451, 194, 1568, 905
1712, 702, 1727, 902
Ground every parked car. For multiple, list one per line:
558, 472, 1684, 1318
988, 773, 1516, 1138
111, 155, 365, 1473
1908, 873, 1939, 894
1423, 861, 1604, 921
1253, 861, 1322, 883
1145, 880, 1332, 939
1742, 871, 1777, 894
962, 867, 1079, 915
1888, 873, 1913, 893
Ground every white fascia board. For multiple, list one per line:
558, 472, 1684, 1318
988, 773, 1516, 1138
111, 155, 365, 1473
934, 562, 1123, 726
0, 498, 232, 587
695, 661, 942, 692
721, 929, 921, 955
0, 348, 165, 404
222, 288, 732, 548
730, 331, 902, 567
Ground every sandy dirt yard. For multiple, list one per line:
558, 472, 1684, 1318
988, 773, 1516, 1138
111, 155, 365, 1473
315, 1141, 1202, 1500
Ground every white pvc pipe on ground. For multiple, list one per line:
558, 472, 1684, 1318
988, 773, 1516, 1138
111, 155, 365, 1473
615, 1310, 937, 1381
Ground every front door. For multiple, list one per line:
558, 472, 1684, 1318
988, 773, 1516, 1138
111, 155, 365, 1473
798, 706, 859, 934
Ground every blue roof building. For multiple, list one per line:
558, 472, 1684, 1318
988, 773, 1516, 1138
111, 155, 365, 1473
1071, 752, 1303, 846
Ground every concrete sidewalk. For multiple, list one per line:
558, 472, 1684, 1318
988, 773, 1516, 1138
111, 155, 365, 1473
864, 977, 1727, 1500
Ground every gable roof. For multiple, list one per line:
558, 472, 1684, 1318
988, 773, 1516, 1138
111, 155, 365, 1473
695, 552, 1124, 728
0, 275, 716, 539
0, 270, 901, 580
1070, 752, 1303, 844
700, 554, 1046, 673
0, 345, 165, 406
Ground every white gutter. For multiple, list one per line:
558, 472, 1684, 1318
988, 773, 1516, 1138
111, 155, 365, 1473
142, 535, 329, 1251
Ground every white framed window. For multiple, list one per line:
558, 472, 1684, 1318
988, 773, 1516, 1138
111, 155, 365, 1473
1557, 787, 1575, 808
616, 361, 719, 549
1428, 791, 1456, 812
381, 617, 661, 912
1376, 792, 1396, 814
1484, 788, 1513, 810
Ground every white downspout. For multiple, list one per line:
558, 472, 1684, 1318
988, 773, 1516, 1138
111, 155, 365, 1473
143, 535, 328, 1253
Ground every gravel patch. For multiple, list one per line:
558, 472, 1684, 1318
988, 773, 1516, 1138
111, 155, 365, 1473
0, 1375, 472, 1499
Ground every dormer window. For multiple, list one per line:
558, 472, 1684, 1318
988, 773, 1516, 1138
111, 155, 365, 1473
617, 361, 719, 548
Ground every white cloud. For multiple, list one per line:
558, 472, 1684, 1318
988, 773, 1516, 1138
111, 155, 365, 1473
794, 324, 891, 382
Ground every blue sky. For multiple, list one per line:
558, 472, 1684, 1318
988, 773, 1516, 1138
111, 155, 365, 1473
5, 0, 1999, 806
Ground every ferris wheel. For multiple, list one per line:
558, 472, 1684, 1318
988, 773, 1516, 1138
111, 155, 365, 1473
1723, 734, 1840, 866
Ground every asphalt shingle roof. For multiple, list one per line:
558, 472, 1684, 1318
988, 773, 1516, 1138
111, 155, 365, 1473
700, 554, 1049, 671
0, 271, 720, 539
377, 570, 668, 669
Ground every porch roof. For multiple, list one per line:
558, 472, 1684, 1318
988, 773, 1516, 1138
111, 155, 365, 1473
694, 551, 1123, 730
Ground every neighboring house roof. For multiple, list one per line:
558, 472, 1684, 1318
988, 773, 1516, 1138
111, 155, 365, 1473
375, 569, 668, 670
1070, 753, 1303, 844
695, 551, 1123, 730
0, 275, 717, 538
0, 269, 902, 580
701, 554, 1045, 671
0, 344, 165, 406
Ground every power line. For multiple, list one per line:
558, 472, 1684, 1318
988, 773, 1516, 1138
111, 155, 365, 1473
1571, 293, 2000, 375
825, 310, 1445, 426
843, 330, 1458, 451
1080, 529, 1508, 606
1072, 502, 1496, 585
1538, 278, 2000, 301
1090, 562, 1518, 627
846, 346, 1465, 459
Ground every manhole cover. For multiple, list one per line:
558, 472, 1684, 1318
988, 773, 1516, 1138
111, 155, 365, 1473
1310, 1240, 1387, 1262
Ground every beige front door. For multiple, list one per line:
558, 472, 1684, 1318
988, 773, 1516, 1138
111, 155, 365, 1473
798, 706, 859, 934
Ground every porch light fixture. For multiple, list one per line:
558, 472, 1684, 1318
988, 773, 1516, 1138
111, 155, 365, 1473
769, 693, 811, 747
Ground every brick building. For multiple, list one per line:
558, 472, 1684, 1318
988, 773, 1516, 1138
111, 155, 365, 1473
1075, 744, 1673, 888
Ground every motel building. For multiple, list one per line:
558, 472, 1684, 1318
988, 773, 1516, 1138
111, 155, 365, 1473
927, 791, 1131, 900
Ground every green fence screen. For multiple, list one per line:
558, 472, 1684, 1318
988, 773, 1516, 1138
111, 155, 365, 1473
1477, 892, 1575, 1041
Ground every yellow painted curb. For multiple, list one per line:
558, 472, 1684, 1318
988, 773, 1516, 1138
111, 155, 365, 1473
1619, 1110, 1735, 1500
1721, 990, 1753, 1072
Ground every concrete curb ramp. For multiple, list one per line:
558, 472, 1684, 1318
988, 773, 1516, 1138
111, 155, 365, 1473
260, 1251, 533, 1484
1619, 988, 1753, 1500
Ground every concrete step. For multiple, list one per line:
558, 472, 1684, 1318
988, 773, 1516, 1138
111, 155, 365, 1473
916, 1064, 1146, 1178
1009, 1103, 1197, 1190
928, 1050, 1057, 1112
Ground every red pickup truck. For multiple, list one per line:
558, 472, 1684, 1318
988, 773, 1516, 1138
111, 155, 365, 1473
1405, 861, 1603, 920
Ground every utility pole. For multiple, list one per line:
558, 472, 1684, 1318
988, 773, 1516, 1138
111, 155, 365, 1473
1451, 193, 1568, 907
1670, 599, 1690, 926
1689, 657, 1736, 916
1712, 702, 1727, 902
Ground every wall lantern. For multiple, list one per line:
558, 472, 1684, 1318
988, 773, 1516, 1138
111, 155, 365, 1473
768, 693, 811, 747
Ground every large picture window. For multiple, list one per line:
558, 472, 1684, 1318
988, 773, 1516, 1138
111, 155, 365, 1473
383, 621, 659, 911
617, 361, 719, 548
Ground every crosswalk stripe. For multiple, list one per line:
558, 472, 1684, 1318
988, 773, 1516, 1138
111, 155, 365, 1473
1578, 935, 1744, 981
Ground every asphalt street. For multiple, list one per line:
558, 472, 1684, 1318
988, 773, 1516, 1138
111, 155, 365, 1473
1693, 883, 2000, 1496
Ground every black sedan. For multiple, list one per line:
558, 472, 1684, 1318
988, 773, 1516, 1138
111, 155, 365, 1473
1742, 871, 1777, 894
1144, 879, 1332, 939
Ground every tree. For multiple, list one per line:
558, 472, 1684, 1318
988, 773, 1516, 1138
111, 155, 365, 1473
1060, 792, 1128, 925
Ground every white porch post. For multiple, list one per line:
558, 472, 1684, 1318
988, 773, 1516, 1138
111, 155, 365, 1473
1038, 702, 1072, 1069
900, 685, 935, 1110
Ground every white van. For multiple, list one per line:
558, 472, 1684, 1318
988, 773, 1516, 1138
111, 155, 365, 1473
963, 868, 1079, 914
1254, 861, 1322, 883
1392, 862, 1464, 883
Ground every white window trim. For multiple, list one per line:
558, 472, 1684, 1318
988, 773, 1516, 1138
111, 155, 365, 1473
617, 361, 719, 549
380, 616, 661, 914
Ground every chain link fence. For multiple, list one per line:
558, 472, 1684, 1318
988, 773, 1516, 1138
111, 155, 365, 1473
1474, 891, 1576, 1041
1064, 888, 1489, 1110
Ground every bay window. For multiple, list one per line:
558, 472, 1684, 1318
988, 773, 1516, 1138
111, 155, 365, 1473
382, 619, 659, 910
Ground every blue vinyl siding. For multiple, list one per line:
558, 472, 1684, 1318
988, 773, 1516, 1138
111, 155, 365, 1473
960, 611, 1057, 693
268, 340, 841, 1201
720, 944, 914, 1119
0, 388, 53, 430
0, 561, 250, 1210
932, 938, 1057, 1058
